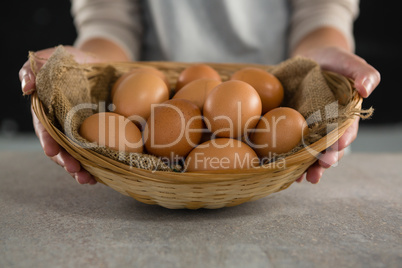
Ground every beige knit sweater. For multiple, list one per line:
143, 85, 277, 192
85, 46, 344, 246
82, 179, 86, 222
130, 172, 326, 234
71, 0, 359, 64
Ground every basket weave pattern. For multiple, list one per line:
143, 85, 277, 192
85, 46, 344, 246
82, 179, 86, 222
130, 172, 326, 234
31, 54, 363, 209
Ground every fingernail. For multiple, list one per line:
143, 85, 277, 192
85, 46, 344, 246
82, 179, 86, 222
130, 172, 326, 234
362, 78, 373, 96
22, 74, 34, 95
74, 173, 84, 184
21, 74, 30, 90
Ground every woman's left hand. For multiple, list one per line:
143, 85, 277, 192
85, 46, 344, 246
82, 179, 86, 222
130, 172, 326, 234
296, 46, 381, 183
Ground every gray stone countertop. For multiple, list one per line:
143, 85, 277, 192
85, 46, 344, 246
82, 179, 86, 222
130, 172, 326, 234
0, 151, 401, 268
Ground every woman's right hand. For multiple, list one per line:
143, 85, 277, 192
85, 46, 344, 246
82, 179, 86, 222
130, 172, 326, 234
19, 46, 104, 185
20, 40, 130, 184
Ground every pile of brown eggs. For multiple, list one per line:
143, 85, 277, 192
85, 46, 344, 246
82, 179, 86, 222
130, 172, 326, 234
79, 64, 308, 171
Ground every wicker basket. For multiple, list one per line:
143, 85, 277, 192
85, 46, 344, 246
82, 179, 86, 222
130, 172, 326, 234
31, 61, 363, 209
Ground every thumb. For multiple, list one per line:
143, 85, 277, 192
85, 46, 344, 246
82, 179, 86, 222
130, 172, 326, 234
352, 63, 381, 98
19, 60, 36, 95
318, 48, 381, 98
19, 48, 56, 95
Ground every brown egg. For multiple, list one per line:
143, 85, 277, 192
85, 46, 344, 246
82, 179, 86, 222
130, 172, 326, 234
249, 107, 308, 159
111, 67, 170, 98
230, 67, 284, 114
184, 138, 260, 172
203, 80, 262, 139
135, 66, 170, 88
79, 112, 143, 153
175, 64, 221, 93
112, 72, 169, 129
172, 78, 221, 111
143, 99, 204, 162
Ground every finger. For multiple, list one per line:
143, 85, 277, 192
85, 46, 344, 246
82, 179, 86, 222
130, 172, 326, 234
323, 50, 380, 98
51, 154, 64, 167
337, 149, 345, 163
305, 162, 325, 184
52, 152, 97, 185
319, 149, 345, 169
296, 173, 305, 183
353, 64, 381, 98
19, 61, 36, 95
32, 107, 60, 157
75, 169, 97, 185
58, 149, 81, 174
331, 117, 360, 152
19, 48, 57, 95
87, 176, 98, 185
30, 98, 97, 185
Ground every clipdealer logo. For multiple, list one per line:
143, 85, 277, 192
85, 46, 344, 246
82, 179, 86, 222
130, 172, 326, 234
302, 101, 340, 167
63, 100, 340, 170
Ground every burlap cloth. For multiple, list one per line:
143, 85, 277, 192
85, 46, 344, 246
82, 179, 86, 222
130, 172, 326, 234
31, 46, 371, 172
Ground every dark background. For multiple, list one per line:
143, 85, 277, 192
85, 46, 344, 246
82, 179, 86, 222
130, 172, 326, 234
1, 1, 400, 134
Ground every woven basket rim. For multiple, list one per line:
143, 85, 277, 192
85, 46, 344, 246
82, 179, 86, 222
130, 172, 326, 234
82, 60, 275, 71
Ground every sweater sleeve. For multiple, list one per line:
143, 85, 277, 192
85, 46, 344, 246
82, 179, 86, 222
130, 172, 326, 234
289, 0, 360, 52
70, 0, 143, 60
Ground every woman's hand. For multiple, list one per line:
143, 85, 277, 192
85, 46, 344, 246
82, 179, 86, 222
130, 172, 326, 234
19, 46, 108, 185
20, 40, 130, 185
295, 46, 381, 183
290, 26, 381, 184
